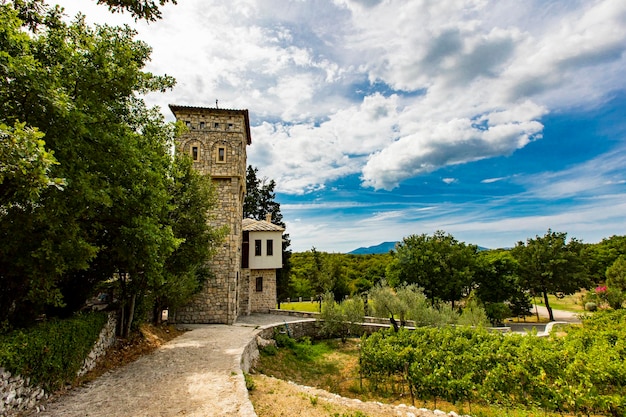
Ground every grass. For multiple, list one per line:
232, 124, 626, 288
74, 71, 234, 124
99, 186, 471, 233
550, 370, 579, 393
532, 292, 585, 312
277, 301, 320, 313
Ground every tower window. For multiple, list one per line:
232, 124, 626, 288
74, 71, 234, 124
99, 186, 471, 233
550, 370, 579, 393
192, 146, 199, 161
200, 122, 205, 129
185, 121, 191, 127
214, 122, 219, 128
266, 239, 273, 256
218, 147, 225, 162
254, 240, 262, 256
228, 123, 234, 129
255, 277, 263, 292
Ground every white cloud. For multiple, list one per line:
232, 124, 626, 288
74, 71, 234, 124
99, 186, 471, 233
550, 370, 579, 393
51, 0, 626, 195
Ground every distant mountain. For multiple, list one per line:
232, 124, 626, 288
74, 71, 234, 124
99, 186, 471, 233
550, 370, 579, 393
348, 241, 398, 255
349, 241, 491, 254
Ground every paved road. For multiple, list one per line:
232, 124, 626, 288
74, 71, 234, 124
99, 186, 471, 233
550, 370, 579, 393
532, 305, 582, 323
29, 315, 309, 417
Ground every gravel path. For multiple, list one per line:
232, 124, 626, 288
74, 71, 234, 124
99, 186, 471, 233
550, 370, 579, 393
28, 315, 307, 417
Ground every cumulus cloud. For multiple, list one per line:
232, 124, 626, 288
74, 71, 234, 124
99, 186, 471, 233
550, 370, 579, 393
54, 0, 626, 195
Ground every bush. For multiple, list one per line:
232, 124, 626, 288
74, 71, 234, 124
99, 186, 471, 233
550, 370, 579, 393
585, 302, 598, 311
320, 292, 365, 342
484, 302, 512, 326
0, 311, 108, 390
274, 331, 296, 349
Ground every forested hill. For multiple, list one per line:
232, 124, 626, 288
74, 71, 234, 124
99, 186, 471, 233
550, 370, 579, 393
348, 242, 398, 254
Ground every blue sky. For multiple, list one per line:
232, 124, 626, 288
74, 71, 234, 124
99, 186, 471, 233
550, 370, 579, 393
53, 0, 626, 252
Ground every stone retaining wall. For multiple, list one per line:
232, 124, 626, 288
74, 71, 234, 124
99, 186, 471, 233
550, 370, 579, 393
0, 369, 46, 416
78, 312, 117, 377
0, 312, 117, 417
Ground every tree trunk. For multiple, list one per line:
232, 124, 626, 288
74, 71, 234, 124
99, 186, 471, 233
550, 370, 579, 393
542, 290, 554, 321
123, 293, 136, 338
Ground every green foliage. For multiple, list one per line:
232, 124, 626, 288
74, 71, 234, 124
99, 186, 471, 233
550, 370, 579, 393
0, 1, 220, 332
512, 229, 588, 321
458, 296, 489, 327
388, 231, 477, 305
474, 250, 531, 323
96, 0, 177, 21
359, 310, 626, 416
320, 292, 365, 342
0, 122, 64, 212
0, 312, 108, 390
288, 250, 392, 300
244, 372, 255, 391
368, 281, 489, 327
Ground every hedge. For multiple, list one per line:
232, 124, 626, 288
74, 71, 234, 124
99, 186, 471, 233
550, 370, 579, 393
0, 311, 108, 390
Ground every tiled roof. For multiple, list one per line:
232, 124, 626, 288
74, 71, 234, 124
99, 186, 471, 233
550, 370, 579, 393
242, 218, 285, 232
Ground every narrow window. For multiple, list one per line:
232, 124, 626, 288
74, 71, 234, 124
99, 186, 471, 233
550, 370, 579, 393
218, 147, 225, 162
254, 239, 262, 256
199, 121, 205, 129
228, 123, 234, 129
192, 146, 199, 161
255, 277, 263, 292
266, 239, 273, 256
185, 121, 191, 127
214, 122, 219, 128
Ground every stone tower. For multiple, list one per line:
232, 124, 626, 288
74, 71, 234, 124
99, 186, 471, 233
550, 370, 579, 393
168, 105, 251, 324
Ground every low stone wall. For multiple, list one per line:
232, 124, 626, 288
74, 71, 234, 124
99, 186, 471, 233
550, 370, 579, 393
268, 309, 511, 333
0, 369, 46, 416
78, 312, 117, 377
0, 312, 117, 416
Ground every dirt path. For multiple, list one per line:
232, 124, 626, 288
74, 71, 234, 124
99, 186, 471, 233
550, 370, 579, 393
28, 315, 309, 417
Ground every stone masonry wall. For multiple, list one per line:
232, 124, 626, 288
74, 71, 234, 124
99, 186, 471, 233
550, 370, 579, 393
1, 312, 117, 417
239, 269, 251, 316
171, 107, 248, 325
174, 177, 242, 324
249, 269, 277, 313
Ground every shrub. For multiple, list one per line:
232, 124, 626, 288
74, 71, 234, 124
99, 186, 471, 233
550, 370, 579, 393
320, 292, 365, 342
274, 331, 296, 349
458, 297, 490, 327
0, 311, 108, 390
484, 302, 512, 326
585, 302, 598, 311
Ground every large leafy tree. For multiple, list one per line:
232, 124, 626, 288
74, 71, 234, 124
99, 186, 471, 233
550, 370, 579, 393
387, 231, 477, 306
0, 1, 219, 332
244, 165, 292, 306
584, 235, 626, 284
512, 229, 588, 321
474, 250, 532, 324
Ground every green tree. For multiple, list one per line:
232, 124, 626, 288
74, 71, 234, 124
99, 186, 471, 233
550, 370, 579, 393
605, 256, 626, 309
512, 229, 588, 321
0, 2, 222, 333
585, 235, 626, 284
474, 250, 531, 324
244, 165, 291, 306
388, 231, 477, 306
319, 292, 365, 342
0, 123, 64, 212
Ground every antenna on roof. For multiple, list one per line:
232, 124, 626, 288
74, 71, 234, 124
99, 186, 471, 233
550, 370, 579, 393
216, 99, 219, 109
